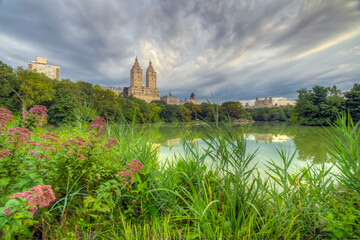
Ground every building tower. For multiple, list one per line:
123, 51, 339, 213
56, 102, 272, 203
130, 57, 143, 88
28, 57, 60, 80
146, 60, 156, 89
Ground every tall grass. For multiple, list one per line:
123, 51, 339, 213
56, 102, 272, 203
1, 108, 360, 239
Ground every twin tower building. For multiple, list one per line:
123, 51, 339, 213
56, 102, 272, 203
123, 57, 160, 103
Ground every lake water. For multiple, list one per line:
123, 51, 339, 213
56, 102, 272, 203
133, 122, 334, 173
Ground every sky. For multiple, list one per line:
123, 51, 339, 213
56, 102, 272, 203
0, 0, 359, 103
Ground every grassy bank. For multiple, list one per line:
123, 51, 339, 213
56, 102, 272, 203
0, 107, 359, 239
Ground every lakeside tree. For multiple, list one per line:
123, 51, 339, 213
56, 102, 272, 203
0, 61, 22, 112
48, 80, 76, 125
290, 85, 344, 125
344, 83, 360, 122
16, 68, 56, 111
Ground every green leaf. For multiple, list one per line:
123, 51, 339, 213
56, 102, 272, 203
0, 216, 8, 229
0, 177, 12, 188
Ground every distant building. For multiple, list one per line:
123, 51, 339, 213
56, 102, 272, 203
181, 92, 199, 105
162, 92, 179, 105
254, 96, 273, 108
101, 86, 123, 95
123, 57, 160, 103
28, 57, 60, 80
244, 103, 251, 109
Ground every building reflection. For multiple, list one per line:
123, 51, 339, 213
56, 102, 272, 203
163, 138, 181, 148
245, 133, 292, 144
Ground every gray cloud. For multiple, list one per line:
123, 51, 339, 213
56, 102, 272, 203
0, 0, 359, 102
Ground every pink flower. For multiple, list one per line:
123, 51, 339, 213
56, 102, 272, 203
104, 138, 117, 149
67, 151, 73, 154
0, 149, 12, 158
28, 150, 36, 155
3, 207, 11, 215
10, 185, 56, 215
132, 199, 137, 204
28, 105, 48, 127
117, 159, 143, 185
0, 108, 13, 127
88, 117, 107, 133
79, 154, 86, 159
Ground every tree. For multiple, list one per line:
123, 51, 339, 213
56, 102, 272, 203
291, 85, 344, 125
220, 101, 246, 120
93, 85, 122, 122
15, 68, 56, 110
0, 61, 22, 112
344, 83, 360, 122
177, 105, 192, 122
48, 81, 76, 125
183, 102, 201, 120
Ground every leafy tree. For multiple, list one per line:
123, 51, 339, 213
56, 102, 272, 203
93, 85, 122, 122
0, 61, 22, 112
177, 105, 192, 122
220, 101, 246, 120
48, 81, 76, 125
183, 102, 201, 120
15, 68, 56, 110
344, 83, 360, 122
291, 85, 344, 125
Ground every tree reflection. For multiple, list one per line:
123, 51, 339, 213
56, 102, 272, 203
130, 122, 332, 164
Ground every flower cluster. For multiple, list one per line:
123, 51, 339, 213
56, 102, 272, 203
40, 132, 60, 143
3, 206, 11, 215
117, 159, 143, 186
0, 149, 12, 158
0, 108, 13, 128
7, 127, 32, 146
104, 138, 117, 149
10, 185, 56, 215
89, 117, 107, 133
22, 105, 48, 127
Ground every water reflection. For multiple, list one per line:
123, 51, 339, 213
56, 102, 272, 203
133, 122, 332, 164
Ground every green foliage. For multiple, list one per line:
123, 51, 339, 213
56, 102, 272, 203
291, 85, 346, 125
48, 81, 76, 125
344, 83, 360, 122
248, 105, 292, 121
15, 68, 56, 109
1, 105, 360, 238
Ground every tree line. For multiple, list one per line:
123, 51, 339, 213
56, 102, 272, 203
0, 61, 254, 125
290, 84, 360, 125
1, 60, 358, 126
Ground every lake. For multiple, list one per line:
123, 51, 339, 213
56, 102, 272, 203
133, 122, 334, 173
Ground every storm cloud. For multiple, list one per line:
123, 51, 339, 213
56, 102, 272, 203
0, 0, 359, 102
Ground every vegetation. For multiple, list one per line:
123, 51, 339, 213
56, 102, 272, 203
289, 84, 360, 125
0, 104, 359, 239
1, 61, 254, 126
246, 105, 292, 122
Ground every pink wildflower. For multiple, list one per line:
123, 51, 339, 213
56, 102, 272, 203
104, 138, 117, 149
67, 151, 73, 154
79, 154, 86, 159
88, 117, 107, 133
0, 149, 12, 158
46, 132, 60, 138
0, 108, 13, 128
132, 199, 137, 204
28, 105, 48, 127
3, 206, 11, 215
7, 127, 32, 146
10, 185, 56, 215
28, 150, 36, 155
117, 159, 143, 185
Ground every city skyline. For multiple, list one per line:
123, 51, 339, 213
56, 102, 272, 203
0, 0, 359, 103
